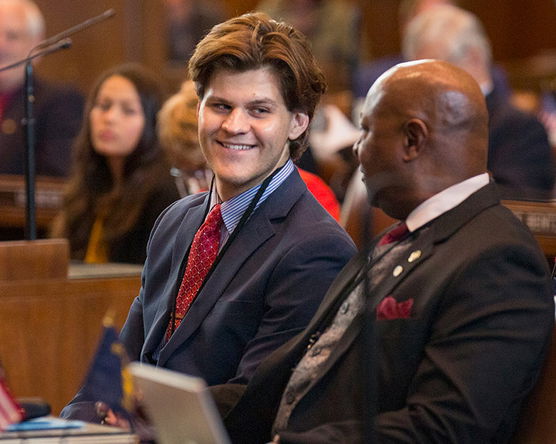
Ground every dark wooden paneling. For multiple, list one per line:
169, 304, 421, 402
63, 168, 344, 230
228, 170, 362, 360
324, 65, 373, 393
28, 0, 556, 97
33, 0, 127, 95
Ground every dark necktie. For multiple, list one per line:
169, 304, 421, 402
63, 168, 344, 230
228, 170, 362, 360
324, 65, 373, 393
166, 203, 223, 340
377, 222, 409, 246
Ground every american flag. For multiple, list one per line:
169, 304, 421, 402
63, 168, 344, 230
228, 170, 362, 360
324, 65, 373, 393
0, 377, 22, 431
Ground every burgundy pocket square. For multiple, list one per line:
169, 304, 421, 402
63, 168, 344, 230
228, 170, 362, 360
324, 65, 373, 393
376, 296, 414, 320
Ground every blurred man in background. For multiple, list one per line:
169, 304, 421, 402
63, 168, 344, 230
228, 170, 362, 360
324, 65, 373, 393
0, 0, 83, 177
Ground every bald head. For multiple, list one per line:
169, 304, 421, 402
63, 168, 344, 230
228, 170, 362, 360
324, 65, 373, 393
374, 59, 488, 138
0, 0, 45, 91
355, 60, 489, 218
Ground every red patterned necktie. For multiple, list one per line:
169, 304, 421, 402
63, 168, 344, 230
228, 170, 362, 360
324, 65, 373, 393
166, 203, 223, 340
378, 222, 409, 246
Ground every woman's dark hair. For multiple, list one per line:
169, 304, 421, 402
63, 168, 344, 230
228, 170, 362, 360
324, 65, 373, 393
51, 63, 170, 260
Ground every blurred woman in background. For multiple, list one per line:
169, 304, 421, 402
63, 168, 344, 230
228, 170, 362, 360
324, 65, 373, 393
51, 63, 180, 264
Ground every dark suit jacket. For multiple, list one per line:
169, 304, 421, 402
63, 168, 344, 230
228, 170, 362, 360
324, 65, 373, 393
486, 88, 555, 200
121, 169, 355, 383
214, 182, 554, 444
0, 78, 84, 177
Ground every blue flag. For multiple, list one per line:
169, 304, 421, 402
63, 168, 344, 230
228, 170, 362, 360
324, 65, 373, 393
80, 317, 133, 416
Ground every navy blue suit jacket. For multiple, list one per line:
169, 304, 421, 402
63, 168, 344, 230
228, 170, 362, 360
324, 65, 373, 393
121, 168, 355, 384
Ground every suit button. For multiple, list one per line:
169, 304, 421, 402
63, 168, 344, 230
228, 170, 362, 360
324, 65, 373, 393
408, 250, 422, 263
285, 391, 295, 404
340, 301, 350, 314
310, 347, 321, 356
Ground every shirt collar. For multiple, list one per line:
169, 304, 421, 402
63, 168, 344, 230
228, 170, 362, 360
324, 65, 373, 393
210, 159, 295, 234
480, 79, 494, 96
406, 173, 490, 232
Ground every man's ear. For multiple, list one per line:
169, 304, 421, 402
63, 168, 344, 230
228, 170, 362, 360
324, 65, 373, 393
402, 118, 428, 161
288, 112, 310, 140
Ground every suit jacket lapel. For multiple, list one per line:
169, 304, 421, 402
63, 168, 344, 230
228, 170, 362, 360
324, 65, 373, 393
361, 181, 501, 313
142, 196, 209, 358
158, 213, 276, 363
304, 182, 502, 383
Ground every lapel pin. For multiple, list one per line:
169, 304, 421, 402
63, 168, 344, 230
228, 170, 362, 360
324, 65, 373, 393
408, 250, 422, 263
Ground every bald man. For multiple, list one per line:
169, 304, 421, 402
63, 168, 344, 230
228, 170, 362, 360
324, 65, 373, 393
210, 60, 554, 443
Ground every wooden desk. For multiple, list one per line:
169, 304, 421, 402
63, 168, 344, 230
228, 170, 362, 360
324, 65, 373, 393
503, 200, 556, 258
0, 174, 65, 231
0, 268, 141, 416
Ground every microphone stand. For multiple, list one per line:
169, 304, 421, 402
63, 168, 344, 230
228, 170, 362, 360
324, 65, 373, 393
0, 9, 115, 240
23, 39, 72, 240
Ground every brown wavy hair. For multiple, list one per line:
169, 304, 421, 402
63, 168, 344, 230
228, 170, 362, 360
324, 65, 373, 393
188, 11, 327, 161
51, 63, 170, 260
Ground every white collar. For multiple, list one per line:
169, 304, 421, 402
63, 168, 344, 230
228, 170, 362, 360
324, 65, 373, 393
406, 173, 490, 232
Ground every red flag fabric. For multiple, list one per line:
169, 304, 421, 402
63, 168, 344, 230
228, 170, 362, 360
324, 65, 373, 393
0, 378, 22, 430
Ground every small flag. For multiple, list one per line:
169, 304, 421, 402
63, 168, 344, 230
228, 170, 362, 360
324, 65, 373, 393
0, 365, 22, 431
80, 314, 134, 416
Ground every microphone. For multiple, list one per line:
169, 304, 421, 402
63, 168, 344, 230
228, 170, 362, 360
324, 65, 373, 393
0, 38, 72, 73
30, 9, 116, 55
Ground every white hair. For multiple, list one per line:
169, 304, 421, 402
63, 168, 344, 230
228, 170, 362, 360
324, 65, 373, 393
402, 5, 492, 67
0, 0, 45, 39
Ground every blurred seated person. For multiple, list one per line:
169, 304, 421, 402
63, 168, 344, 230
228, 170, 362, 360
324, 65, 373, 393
157, 79, 213, 196
158, 79, 342, 220
353, 0, 453, 99
307, 102, 361, 202
257, 0, 363, 93
352, 0, 510, 104
0, 0, 83, 177
402, 4, 555, 200
50, 63, 180, 264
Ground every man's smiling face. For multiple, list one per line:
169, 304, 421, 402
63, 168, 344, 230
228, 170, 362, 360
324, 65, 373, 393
197, 67, 308, 201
